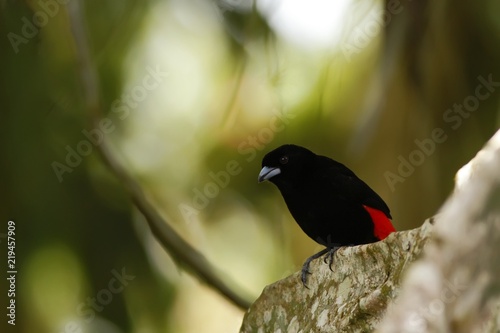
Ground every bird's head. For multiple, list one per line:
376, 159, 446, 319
258, 144, 316, 186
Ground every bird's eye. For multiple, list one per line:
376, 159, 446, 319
279, 156, 289, 164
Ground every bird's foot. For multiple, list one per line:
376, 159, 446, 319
301, 245, 344, 286
301, 248, 329, 287
322, 245, 342, 271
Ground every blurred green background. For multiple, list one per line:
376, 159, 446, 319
1, 0, 500, 332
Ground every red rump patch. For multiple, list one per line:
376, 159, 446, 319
363, 205, 396, 240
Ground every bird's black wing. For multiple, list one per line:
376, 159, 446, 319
315, 155, 392, 219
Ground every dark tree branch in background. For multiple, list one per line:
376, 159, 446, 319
67, 0, 252, 310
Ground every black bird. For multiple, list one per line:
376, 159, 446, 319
258, 144, 395, 286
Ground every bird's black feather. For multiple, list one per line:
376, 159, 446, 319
259, 144, 395, 285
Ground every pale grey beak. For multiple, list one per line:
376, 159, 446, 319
258, 166, 281, 182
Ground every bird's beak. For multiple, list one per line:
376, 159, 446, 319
258, 166, 281, 182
